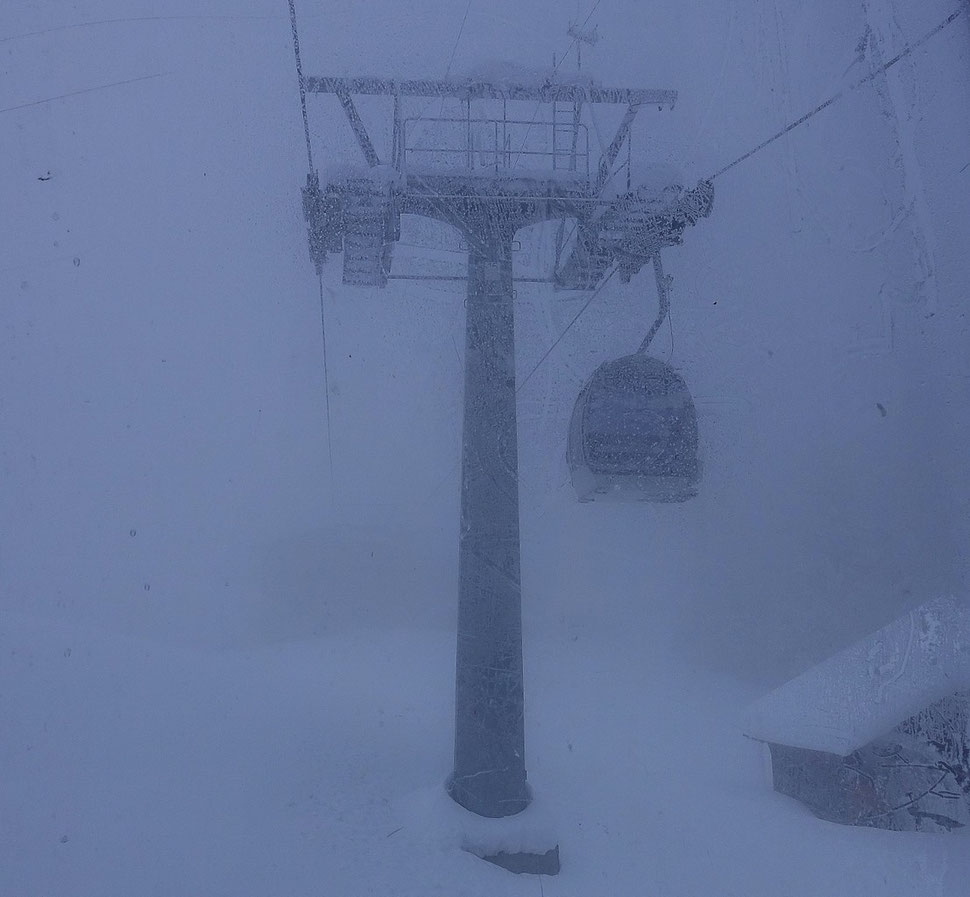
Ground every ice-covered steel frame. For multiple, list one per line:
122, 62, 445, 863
306, 75, 676, 106
400, 115, 593, 176
394, 176, 620, 818
302, 73, 691, 822
305, 75, 677, 179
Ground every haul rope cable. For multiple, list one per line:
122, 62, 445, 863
509, 0, 605, 172
443, 0, 473, 79
287, 0, 314, 172
287, 0, 334, 484
529, 4, 965, 386
286, 5, 963, 408
0, 72, 167, 115
1, 14, 286, 45
411, 1, 475, 160
517, 265, 617, 395
709, 5, 965, 180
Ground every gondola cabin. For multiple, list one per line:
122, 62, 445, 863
568, 353, 700, 503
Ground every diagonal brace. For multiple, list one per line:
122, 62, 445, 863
595, 102, 639, 193
336, 89, 381, 167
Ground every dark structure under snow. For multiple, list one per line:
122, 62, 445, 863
744, 596, 970, 832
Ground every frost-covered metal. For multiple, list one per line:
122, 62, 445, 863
299, 71, 712, 822
306, 74, 678, 107
568, 353, 700, 503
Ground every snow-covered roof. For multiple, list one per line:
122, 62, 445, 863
743, 596, 970, 756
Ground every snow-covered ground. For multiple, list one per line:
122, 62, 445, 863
6, 610, 970, 896
3, 1, 970, 894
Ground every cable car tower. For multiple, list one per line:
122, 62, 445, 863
296, 58, 712, 826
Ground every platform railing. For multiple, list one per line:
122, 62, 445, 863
402, 116, 590, 176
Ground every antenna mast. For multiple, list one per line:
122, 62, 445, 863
567, 21, 599, 71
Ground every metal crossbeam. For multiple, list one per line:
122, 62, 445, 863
307, 75, 676, 108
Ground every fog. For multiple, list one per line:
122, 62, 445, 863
3, 1, 969, 893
